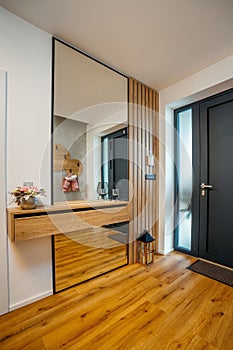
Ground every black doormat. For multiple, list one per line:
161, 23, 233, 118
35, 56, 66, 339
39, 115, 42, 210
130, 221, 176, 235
187, 260, 233, 287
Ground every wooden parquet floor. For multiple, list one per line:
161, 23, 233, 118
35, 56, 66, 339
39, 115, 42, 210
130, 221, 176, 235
0, 252, 232, 350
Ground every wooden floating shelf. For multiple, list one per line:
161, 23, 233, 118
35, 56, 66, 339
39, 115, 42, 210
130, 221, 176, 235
7, 200, 129, 242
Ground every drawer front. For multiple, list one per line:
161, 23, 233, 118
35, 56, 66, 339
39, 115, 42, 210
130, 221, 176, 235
14, 205, 129, 241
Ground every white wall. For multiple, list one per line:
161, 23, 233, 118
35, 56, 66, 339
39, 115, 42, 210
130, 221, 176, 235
0, 69, 8, 315
0, 8, 52, 310
159, 55, 233, 254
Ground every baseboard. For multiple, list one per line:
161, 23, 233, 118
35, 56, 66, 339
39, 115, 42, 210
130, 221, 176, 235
9, 289, 53, 312
157, 248, 174, 255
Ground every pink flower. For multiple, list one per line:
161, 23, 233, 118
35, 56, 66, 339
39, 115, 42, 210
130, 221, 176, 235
20, 186, 30, 192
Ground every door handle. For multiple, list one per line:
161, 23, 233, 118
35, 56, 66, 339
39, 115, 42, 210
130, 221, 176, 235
200, 183, 213, 189
200, 183, 213, 196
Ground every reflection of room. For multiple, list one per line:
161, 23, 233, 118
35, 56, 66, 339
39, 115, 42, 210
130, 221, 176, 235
53, 115, 87, 202
54, 39, 128, 202
54, 226, 128, 292
101, 127, 128, 201
53, 39, 129, 291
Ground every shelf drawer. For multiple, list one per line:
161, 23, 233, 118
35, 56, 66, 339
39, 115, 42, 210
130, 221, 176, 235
14, 205, 129, 241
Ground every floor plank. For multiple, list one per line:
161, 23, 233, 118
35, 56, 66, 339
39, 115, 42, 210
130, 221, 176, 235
0, 252, 232, 350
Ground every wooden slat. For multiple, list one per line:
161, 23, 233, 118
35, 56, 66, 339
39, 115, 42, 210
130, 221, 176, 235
137, 82, 142, 236
141, 84, 146, 232
148, 89, 153, 235
133, 79, 138, 260
128, 78, 134, 263
128, 79, 159, 262
145, 86, 150, 232
152, 91, 156, 241
154, 91, 159, 249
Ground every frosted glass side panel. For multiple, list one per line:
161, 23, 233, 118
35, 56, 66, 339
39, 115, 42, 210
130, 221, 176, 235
177, 109, 192, 251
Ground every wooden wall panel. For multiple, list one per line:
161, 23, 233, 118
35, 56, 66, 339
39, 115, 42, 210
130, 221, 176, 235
128, 78, 159, 263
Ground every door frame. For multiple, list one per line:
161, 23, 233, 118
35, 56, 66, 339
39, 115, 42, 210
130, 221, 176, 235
174, 87, 233, 265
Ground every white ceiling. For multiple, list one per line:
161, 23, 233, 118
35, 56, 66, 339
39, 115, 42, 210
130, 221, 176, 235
1, 0, 233, 91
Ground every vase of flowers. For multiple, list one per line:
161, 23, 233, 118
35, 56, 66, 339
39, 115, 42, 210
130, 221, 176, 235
9, 186, 46, 210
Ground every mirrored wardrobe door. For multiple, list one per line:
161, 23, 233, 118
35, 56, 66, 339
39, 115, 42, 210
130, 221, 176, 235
52, 38, 129, 292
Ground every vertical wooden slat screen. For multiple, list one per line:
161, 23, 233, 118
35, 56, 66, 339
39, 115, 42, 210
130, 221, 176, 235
128, 78, 159, 263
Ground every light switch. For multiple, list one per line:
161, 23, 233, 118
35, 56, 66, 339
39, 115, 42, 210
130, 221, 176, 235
146, 154, 155, 166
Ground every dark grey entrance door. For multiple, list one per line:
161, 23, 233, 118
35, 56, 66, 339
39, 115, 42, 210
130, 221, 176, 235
200, 90, 233, 268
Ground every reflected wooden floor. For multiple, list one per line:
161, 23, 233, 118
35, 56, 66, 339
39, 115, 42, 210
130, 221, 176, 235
54, 227, 128, 291
0, 252, 233, 350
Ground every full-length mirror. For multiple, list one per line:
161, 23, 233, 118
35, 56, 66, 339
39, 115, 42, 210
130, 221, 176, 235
52, 38, 129, 291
